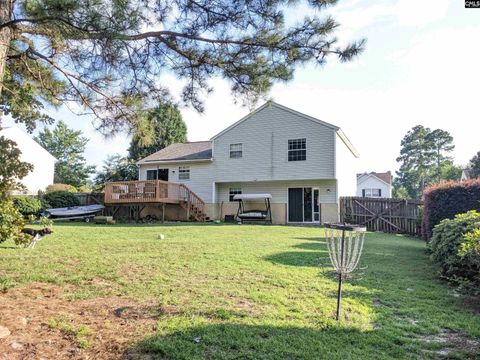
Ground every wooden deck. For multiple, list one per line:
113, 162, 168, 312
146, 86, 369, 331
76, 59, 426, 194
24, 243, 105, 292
104, 180, 207, 221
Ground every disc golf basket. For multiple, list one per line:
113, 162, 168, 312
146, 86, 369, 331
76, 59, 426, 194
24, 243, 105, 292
323, 223, 367, 320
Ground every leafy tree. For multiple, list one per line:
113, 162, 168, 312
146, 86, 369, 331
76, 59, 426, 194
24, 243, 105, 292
94, 155, 137, 189
468, 151, 480, 178
35, 121, 95, 188
0, 0, 365, 137
128, 102, 187, 161
0, 136, 32, 198
0, 130, 33, 246
395, 125, 456, 199
392, 185, 409, 200
440, 163, 462, 182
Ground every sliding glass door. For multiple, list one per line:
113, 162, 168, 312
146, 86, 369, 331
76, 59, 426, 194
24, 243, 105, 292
288, 187, 320, 223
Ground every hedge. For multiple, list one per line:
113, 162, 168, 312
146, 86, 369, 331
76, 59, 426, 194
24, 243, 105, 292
429, 211, 480, 293
422, 178, 480, 240
13, 196, 46, 216
46, 183, 77, 193
43, 191, 80, 208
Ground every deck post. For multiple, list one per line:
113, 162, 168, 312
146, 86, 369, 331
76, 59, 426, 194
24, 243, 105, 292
186, 190, 191, 221
162, 202, 165, 223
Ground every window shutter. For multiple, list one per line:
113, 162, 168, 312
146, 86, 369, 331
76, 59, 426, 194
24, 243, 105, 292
362, 189, 365, 197
379, 189, 382, 197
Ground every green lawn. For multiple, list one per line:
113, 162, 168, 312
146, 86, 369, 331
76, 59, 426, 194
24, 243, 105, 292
1, 223, 479, 359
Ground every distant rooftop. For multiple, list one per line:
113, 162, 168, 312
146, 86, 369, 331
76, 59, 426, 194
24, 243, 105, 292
137, 141, 212, 164
357, 171, 393, 184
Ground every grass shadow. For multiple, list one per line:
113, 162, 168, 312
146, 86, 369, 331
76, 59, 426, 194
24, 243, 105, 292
264, 251, 327, 267
291, 242, 327, 251
293, 237, 326, 242
124, 323, 388, 360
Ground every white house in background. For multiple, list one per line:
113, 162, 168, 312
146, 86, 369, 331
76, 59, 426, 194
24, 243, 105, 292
0, 127, 56, 194
136, 101, 359, 224
356, 171, 393, 198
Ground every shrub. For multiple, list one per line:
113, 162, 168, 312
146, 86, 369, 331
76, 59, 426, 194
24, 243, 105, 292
429, 211, 480, 292
43, 191, 80, 208
13, 196, 44, 216
46, 184, 77, 193
422, 179, 480, 240
0, 199, 31, 246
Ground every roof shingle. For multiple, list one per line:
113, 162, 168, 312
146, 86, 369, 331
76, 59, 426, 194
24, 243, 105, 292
137, 141, 212, 163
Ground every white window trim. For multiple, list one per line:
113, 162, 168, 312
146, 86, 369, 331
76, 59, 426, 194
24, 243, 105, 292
178, 166, 190, 180
287, 138, 307, 162
229, 143, 243, 159
364, 188, 381, 197
229, 187, 242, 202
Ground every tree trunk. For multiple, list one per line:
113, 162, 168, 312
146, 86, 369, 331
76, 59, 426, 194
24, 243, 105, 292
0, 0, 13, 96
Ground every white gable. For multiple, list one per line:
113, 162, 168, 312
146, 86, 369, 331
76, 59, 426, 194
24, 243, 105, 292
1, 127, 56, 194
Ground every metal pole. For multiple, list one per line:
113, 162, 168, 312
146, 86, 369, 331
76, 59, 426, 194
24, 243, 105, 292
336, 228, 346, 320
336, 273, 343, 320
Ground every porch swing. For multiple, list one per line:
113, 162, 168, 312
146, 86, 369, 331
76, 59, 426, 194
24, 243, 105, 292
233, 193, 272, 224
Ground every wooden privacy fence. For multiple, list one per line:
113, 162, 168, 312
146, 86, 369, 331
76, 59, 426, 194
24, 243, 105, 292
340, 197, 423, 236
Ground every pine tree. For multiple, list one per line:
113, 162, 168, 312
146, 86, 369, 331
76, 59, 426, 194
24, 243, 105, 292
394, 125, 457, 199
0, 0, 365, 135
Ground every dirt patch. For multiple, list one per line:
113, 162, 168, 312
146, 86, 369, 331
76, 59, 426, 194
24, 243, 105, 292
0, 283, 163, 359
419, 329, 480, 358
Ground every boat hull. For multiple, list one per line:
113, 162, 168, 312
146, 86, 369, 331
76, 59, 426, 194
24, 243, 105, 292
45, 205, 105, 218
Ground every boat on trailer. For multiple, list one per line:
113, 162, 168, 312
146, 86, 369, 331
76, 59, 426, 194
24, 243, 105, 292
45, 205, 105, 222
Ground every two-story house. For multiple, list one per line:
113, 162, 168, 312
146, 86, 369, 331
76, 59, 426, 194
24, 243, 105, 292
136, 101, 359, 224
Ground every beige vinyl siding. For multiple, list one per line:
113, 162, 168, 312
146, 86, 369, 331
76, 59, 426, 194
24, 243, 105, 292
138, 162, 214, 202
212, 104, 336, 182
216, 179, 337, 204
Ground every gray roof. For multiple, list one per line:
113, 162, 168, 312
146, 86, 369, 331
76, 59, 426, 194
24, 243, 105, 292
137, 141, 212, 164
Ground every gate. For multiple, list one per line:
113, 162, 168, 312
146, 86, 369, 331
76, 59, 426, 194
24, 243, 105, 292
339, 197, 422, 236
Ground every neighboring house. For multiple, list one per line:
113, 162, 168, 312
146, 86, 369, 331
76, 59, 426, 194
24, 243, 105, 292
0, 127, 56, 194
461, 169, 470, 181
137, 101, 359, 224
356, 171, 392, 198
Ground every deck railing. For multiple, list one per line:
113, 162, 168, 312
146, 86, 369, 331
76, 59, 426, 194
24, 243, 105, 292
104, 180, 185, 204
104, 180, 206, 220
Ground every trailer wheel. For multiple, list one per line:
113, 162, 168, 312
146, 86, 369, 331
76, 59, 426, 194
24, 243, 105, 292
84, 217, 92, 223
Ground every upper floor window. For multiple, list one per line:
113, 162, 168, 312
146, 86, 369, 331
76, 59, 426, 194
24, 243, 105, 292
363, 188, 381, 197
230, 143, 243, 158
288, 138, 306, 161
178, 166, 190, 180
229, 188, 242, 202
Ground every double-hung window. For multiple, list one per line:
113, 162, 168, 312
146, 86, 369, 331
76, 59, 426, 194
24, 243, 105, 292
146, 170, 157, 180
363, 188, 381, 197
229, 188, 242, 202
288, 138, 306, 161
230, 143, 243, 158
178, 166, 190, 180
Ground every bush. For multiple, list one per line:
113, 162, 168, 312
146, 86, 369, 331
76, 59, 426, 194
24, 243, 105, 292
422, 179, 480, 240
0, 199, 31, 246
13, 196, 44, 216
46, 184, 77, 193
429, 211, 480, 292
43, 191, 80, 208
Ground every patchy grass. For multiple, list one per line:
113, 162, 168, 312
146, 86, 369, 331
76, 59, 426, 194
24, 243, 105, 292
0, 223, 479, 359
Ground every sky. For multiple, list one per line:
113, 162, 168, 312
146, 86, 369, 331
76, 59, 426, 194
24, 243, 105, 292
5, 0, 480, 174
